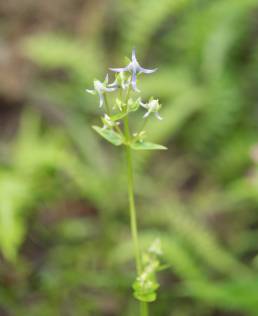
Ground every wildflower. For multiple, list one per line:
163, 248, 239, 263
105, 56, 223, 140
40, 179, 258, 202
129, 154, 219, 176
140, 99, 163, 120
86, 74, 116, 107
110, 49, 157, 92
102, 114, 120, 129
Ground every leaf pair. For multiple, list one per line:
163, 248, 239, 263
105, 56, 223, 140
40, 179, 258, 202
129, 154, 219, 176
93, 125, 167, 150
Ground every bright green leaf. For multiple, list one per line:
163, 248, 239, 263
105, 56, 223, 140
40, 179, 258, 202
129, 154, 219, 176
130, 141, 167, 151
92, 126, 123, 146
110, 111, 128, 121
133, 290, 157, 303
0, 175, 28, 261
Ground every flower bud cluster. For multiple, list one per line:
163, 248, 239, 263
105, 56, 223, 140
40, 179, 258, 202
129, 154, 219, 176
86, 49, 163, 146
132, 239, 163, 303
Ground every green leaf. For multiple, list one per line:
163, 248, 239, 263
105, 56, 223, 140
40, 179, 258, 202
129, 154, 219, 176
110, 111, 128, 121
133, 278, 159, 302
130, 141, 167, 151
133, 290, 157, 303
0, 175, 28, 262
92, 126, 123, 146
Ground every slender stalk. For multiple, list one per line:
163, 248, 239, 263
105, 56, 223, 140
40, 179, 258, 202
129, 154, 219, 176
103, 93, 123, 135
135, 117, 149, 141
141, 302, 149, 316
125, 144, 141, 273
125, 142, 149, 316
123, 85, 149, 316
103, 93, 111, 114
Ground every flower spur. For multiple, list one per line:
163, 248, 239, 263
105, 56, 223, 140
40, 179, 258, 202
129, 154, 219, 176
86, 74, 117, 107
110, 49, 157, 92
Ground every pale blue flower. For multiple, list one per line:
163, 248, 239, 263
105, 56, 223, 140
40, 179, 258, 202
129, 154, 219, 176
110, 49, 157, 92
86, 74, 116, 107
140, 99, 163, 120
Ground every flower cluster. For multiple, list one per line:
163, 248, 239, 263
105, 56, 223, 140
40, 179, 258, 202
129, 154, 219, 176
86, 74, 116, 108
110, 48, 157, 92
132, 239, 163, 302
86, 49, 164, 148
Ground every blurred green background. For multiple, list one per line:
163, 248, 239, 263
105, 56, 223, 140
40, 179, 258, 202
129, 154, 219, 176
0, 0, 258, 315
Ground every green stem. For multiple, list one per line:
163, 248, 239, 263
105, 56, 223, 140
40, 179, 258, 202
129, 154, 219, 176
125, 146, 149, 316
103, 93, 123, 135
140, 117, 149, 133
141, 302, 149, 316
124, 115, 131, 142
124, 83, 149, 316
125, 144, 141, 274
134, 117, 149, 141
103, 93, 111, 115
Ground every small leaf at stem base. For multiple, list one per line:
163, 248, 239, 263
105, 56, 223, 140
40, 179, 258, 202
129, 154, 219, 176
92, 126, 123, 146
130, 141, 167, 151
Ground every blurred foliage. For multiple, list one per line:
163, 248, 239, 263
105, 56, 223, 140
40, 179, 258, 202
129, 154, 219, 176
0, 0, 258, 315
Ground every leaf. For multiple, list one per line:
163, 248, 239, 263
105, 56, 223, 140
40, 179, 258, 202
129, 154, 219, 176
130, 141, 167, 151
92, 126, 123, 146
133, 290, 157, 303
110, 111, 128, 121
0, 175, 28, 261
133, 278, 159, 302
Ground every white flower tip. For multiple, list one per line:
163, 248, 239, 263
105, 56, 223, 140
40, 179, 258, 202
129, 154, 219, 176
141, 67, 158, 74
86, 89, 95, 95
156, 112, 163, 120
132, 48, 136, 60
109, 67, 126, 72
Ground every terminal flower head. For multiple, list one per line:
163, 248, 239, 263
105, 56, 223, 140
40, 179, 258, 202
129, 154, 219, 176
110, 49, 157, 92
86, 74, 116, 107
140, 98, 163, 120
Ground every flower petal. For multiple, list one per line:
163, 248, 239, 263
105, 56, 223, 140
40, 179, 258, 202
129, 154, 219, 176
143, 111, 150, 118
86, 89, 96, 95
132, 48, 137, 63
104, 87, 117, 92
104, 73, 109, 83
109, 67, 129, 72
140, 100, 148, 108
138, 66, 158, 74
155, 112, 163, 120
99, 93, 104, 107
131, 72, 140, 92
